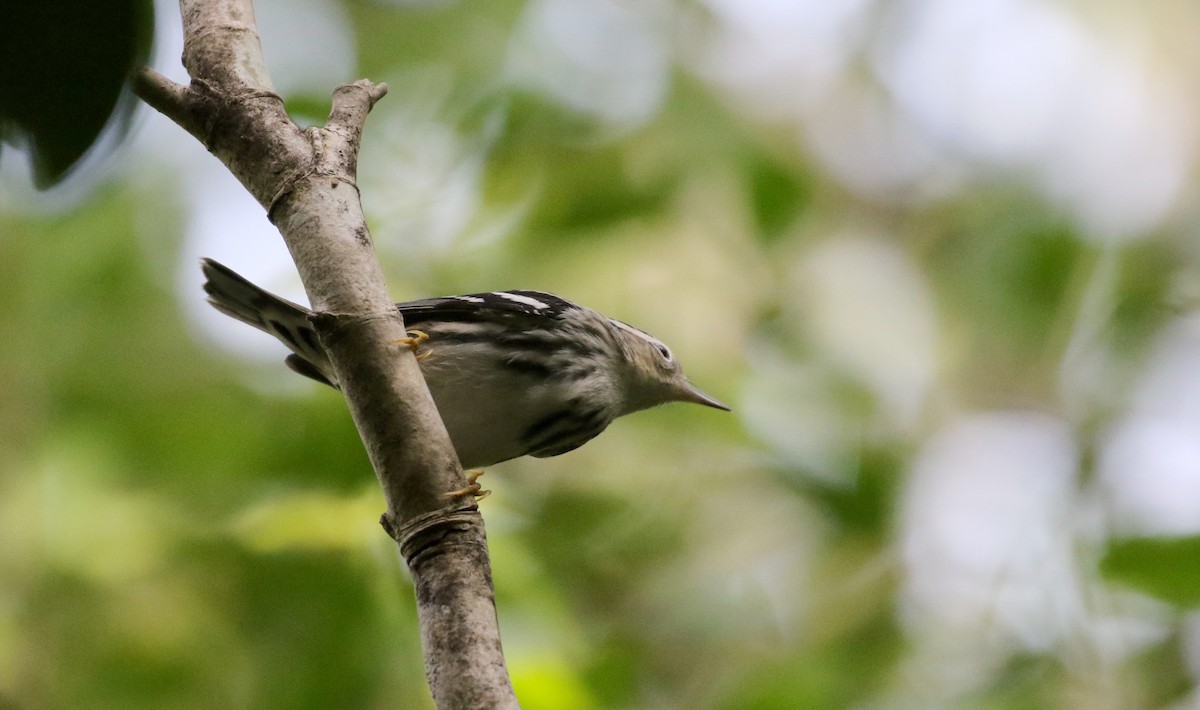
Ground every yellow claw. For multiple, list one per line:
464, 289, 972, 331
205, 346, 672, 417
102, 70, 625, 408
444, 469, 491, 500
393, 329, 432, 360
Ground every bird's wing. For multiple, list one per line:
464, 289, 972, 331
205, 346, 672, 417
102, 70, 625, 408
396, 290, 580, 326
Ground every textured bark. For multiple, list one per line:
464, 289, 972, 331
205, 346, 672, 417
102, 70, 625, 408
134, 2, 518, 707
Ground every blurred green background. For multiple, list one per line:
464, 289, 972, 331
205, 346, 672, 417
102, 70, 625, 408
5, 0, 1200, 707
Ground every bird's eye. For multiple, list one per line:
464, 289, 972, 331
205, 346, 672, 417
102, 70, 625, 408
655, 343, 673, 362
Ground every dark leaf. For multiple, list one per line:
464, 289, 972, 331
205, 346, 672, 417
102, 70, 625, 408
0, 0, 154, 188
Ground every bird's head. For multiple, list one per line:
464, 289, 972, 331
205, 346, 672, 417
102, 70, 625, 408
605, 317, 730, 416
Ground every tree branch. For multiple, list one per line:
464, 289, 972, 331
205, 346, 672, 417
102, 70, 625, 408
135, 1, 517, 707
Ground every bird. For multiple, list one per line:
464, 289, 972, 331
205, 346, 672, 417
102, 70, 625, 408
200, 258, 730, 475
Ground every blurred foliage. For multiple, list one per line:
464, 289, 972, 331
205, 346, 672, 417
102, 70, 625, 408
0, 0, 154, 188
1101, 537, 1200, 608
5, 1, 1200, 709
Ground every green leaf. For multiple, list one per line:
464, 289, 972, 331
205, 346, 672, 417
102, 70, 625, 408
1100, 536, 1200, 607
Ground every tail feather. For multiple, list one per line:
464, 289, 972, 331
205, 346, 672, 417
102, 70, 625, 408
200, 258, 307, 330
201, 258, 336, 386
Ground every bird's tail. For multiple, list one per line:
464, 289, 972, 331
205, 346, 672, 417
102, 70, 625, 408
200, 258, 335, 386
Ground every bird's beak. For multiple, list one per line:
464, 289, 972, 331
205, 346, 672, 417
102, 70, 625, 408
679, 382, 732, 411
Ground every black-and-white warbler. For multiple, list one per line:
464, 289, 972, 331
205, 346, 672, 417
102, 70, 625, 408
201, 259, 730, 469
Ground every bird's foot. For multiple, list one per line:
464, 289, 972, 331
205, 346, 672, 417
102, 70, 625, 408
445, 469, 490, 500
393, 329, 432, 360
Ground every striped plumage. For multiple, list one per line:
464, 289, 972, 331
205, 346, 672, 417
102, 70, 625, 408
201, 259, 729, 469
